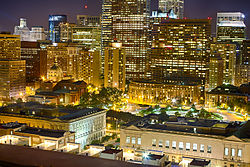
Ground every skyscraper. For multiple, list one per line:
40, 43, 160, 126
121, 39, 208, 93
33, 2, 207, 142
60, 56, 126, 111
111, 0, 150, 80
158, 0, 184, 19
149, 19, 211, 95
49, 15, 67, 43
0, 34, 21, 60
104, 43, 126, 91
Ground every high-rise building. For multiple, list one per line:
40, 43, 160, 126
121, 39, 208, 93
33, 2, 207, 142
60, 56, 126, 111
216, 12, 246, 43
0, 34, 21, 60
208, 56, 224, 90
158, 0, 184, 19
49, 15, 67, 43
104, 43, 126, 91
59, 23, 76, 42
0, 60, 26, 102
72, 26, 101, 51
21, 41, 47, 83
77, 15, 101, 27
149, 19, 211, 95
111, 0, 150, 81
14, 19, 47, 42
78, 49, 101, 87
210, 43, 236, 85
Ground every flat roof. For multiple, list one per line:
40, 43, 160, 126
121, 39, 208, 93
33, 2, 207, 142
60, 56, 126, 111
101, 149, 122, 154
20, 127, 68, 138
0, 144, 144, 167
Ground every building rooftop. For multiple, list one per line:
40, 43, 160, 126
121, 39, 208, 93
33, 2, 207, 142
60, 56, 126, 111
19, 127, 69, 138
0, 122, 25, 130
146, 154, 164, 160
189, 159, 210, 166
0, 102, 105, 122
0, 144, 145, 167
101, 149, 122, 154
207, 84, 248, 96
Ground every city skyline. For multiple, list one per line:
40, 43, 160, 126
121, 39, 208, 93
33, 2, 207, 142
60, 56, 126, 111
0, 0, 250, 37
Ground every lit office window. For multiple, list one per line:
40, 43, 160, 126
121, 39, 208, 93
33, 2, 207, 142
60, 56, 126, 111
172, 141, 176, 149
238, 149, 242, 157
224, 147, 229, 156
179, 142, 184, 150
165, 140, 170, 148
193, 143, 197, 151
159, 140, 163, 147
207, 145, 212, 153
186, 143, 190, 151
152, 139, 156, 146
132, 137, 136, 144
232, 148, 235, 157
126, 136, 130, 144
200, 144, 204, 152
138, 138, 141, 145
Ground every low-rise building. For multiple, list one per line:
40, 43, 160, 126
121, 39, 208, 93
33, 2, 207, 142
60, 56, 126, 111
142, 154, 166, 167
0, 122, 80, 153
120, 116, 250, 167
100, 149, 123, 161
206, 84, 249, 107
0, 102, 106, 148
129, 81, 201, 105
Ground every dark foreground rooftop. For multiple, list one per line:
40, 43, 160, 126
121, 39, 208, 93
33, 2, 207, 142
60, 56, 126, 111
0, 144, 148, 167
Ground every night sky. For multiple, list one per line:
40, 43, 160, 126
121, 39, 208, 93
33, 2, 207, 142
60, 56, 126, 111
0, 0, 249, 37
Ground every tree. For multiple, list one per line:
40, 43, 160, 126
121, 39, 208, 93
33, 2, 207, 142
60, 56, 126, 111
185, 111, 194, 118
175, 111, 181, 117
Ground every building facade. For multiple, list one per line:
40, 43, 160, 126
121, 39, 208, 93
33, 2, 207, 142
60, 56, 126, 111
0, 34, 21, 60
120, 118, 250, 167
104, 43, 126, 91
149, 19, 211, 95
21, 41, 47, 83
0, 103, 106, 148
49, 15, 67, 43
77, 15, 100, 27
158, 0, 184, 19
128, 81, 201, 105
208, 56, 224, 90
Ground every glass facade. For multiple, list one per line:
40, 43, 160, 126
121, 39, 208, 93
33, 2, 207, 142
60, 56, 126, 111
49, 15, 67, 43
158, 0, 184, 19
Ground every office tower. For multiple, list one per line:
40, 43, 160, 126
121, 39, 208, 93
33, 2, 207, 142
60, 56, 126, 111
111, 0, 150, 80
208, 56, 224, 90
72, 26, 101, 51
217, 12, 246, 43
158, 0, 184, 19
104, 43, 126, 91
77, 15, 101, 26
48, 15, 67, 43
0, 60, 26, 102
59, 23, 76, 42
78, 49, 101, 87
21, 41, 47, 83
47, 43, 68, 75
210, 43, 236, 85
30, 26, 47, 41
14, 18, 31, 41
0, 34, 21, 60
235, 40, 250, 86
150, 19, 211, 94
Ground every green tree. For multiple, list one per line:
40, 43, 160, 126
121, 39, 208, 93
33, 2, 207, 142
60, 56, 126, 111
175, 111, 181, 117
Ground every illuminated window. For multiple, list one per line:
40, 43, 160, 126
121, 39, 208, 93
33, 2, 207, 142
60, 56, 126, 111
193, 143, 197, 151
131, 137, 136, 144
152, 139, 156, 146
165, 140, 169, 148
200, 144, 204, 152
238, 149, 242, 157
207, 145, 212, 153
232, 148, 235, 157
225, 147, 229, 156
159, 140, 163, 147
138, 138, 141, 145
179, 142, 184, 150
126, 136, 130, 144
172, 141, 176, 149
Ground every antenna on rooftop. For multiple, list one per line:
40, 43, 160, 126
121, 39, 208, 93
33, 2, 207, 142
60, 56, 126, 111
84, 0, 88, 9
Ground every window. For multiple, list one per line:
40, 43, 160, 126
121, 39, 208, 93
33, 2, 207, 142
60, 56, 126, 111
193, 143, 197, 151
159, 140, 163, 147
232, 148, 235, 157
225, 147, 229, 156
179, 142, 184, 150
132, 137, 136, 144
200, 144, 204, 152
138, 138, 141, 145
165, 140, 169, 148
186, 143, 190, 151
126, 136, 130, 144
172, 141, 176, 149
238, 149, 242, 157
207, 145, 212, 153
152, 139, 156, 146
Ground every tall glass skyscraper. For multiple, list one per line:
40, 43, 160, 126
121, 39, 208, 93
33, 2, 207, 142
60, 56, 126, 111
102, 0, 151, 81
49, 15, 67, 43
158, 0, 184, 19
